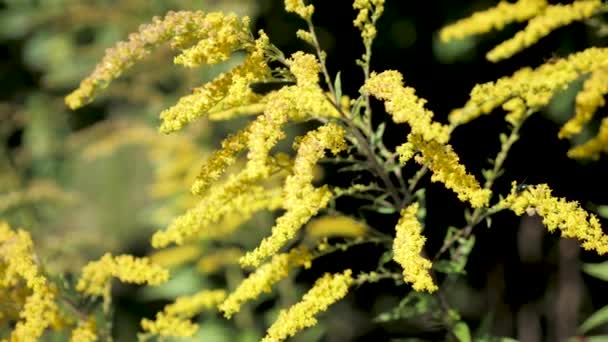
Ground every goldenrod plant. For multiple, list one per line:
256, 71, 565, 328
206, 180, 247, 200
3, 0, 608, 340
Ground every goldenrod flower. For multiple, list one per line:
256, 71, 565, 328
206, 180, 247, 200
502, 97, 528, 126
287, 52, 320, 87
70, 317, 97, 342
284, 0, 314, 20
560, 67, 608, 139
141, 289, 226, 337
404, 134, 491, 208
0, 222, 59, 342
393, 203, 437, 293
148, 244, 202, 268
240, 123, 346, 267
159, 33, 271, 133
197, 248, 243, 273
568, 116, 608, 159
220, 248, 312, 318
440, 0, 547, 42
500, 183, 608, 254
0, 180, 76, 214
363, 70, 450, 144
66, 11, 250, 109
487, 0, 602, 62
262, 270, 353, 342
450, 47, 608, 125
353, 0, 385, 41
306, 215, 367, 239
76, 254, 169, 297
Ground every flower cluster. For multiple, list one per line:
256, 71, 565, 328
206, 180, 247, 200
353, 0, 385, 41
392, 203, 437, 292
306, 215, 368, 240
500, 183, 608, 254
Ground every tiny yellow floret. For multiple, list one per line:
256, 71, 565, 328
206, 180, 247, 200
69, 317, 97, 342
284, 0, 314, 20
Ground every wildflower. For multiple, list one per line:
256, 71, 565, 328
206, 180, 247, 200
500, 183, 608, 254
262, 270, 353, 342
363, 70, 450, 144
287, 52, 320, 87
141, 289, 226, 337
568, 116, 608, 159
240, 123, 346, 267
559, 67, 608, 139
76, 254, 169, 297
403, 134, 491, 208
502, 97, 527, 126
66, 11, 250, 109
148, 244, 202, 268
306, 215, 368, 239
0, 222, 60, 342
353, 0, 385, 41
440, 0, 547, 42
393, 203, 437, 292
449, 47, 608, 125
284, 0, 314, 20
220, 248, 312, 318
487, 0, 602, 62
197, 248, 243, 273
70, 317, 97, 342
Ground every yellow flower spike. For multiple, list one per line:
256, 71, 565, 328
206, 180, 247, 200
568, 116, 608, 159
65, 11, 234, 109
76, 254, 169, 297
363, 70, 450, 144
148, 244, 202, 268
287, 52, 320, 87
190, 126, 250, 195
500, 183, 608, 254
159, 33, 271, 133
560, 67, 608, 139
262, 270, 353, 342
220, 248, 312, 318
487, 0, 602, 62
407, 134, 491, 208
70, 317, 97, 342
0, 222, 60, 342
502, 97, 527, 126
141, 289, 226, 337
450, 47, 608, 126
197, 248, 243, 273
440, 0, 547, 42
306, 215, 368, 240
284, 0, 314, 20
393, 203, 437, 293
353, 0, 385, 41
173, 14, 250, 68
240, 123, 346, 267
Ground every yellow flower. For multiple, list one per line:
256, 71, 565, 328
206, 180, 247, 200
240, 123, 346, 267
220, 248, 312, 318
0, 222, 59, 342
560, 67, 608, 139
70, 317, 97, 342
0, 180, 76, 214
403, 134, 491, 208
500, 183, 608, 254
197, 248, 243, 273
262, 270, 353, 342
393, 203, 437, 293
567, 116, 608, 159
284, 0, 314, 20
440, 0, 547, 42
148, 244, 202, 268
76, 254, 169, 297
487, 0, 602, 62
363, 70, 450, 144
66, 11, 248, 109
287, 52, 320, 87
306, 215, 368, 239
141, 289, 226, 337
450, 47, 608, 125
353, 0, 385, 41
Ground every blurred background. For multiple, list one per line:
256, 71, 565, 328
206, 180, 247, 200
1, 0, 608, 341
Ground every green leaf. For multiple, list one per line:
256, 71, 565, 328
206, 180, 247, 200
569, 336, 608, 342
371, 123, 386, 145
433, 260, 466, 274
334, 71, 342, 102
597, 205, 608, 219
453, 321, 471, 342
580, 305, 608, 334
583, 262, 608, 281
376, 206, 397, 214
374, 292, 439, 322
